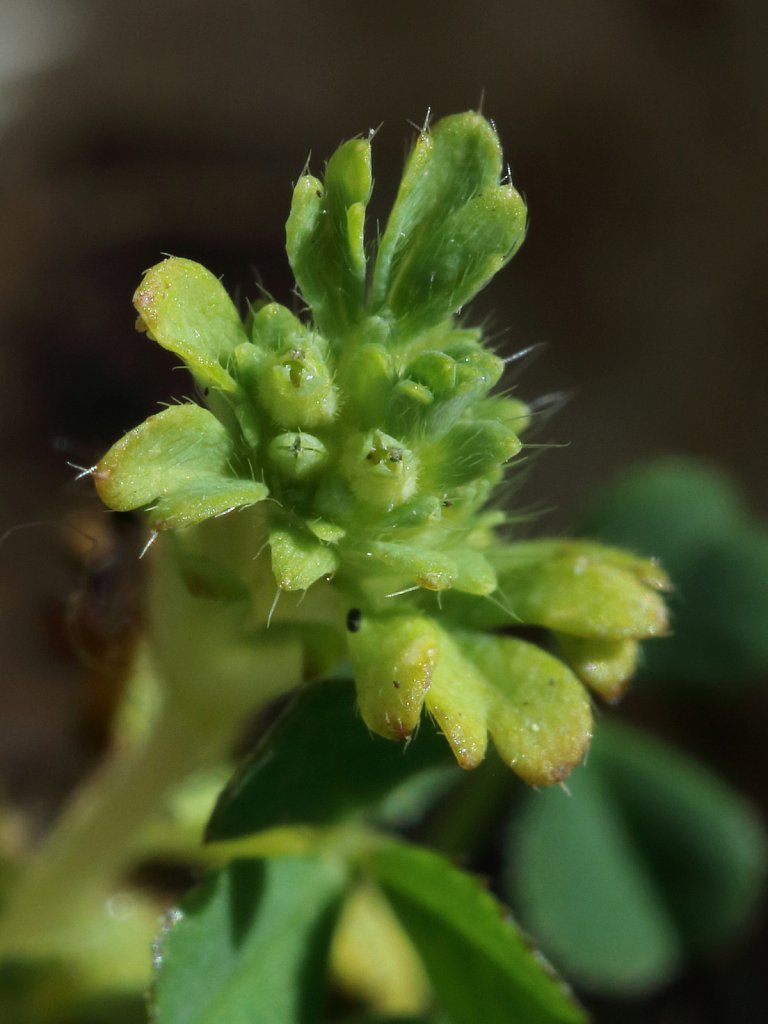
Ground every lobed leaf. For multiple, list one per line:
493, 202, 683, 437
371, 112, 525, 335
95, 404, 267, 530
286, 137, 372, 335
425, 629, 592, 783
133, 257, 247, 391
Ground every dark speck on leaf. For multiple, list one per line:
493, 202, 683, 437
346, 608, 362, 632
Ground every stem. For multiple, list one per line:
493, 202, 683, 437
0, 533, 309, 959
0, 699, 244, 958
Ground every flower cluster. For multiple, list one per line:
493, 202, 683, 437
95, 112, 668, 784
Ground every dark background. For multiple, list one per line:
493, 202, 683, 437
0, 1, 766, 1021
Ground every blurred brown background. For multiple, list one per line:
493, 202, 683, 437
0, 0, 765, 1018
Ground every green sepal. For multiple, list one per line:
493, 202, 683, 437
286, 137, 372, 334
347, 613, 440, 740
269, 522, 339, 591
133, 257, 247, 391
95, 404, 268, 530
366, 540, 457, 592
556, 634, 640, 703
477, 394, 531, 436
371, 112, 526, 334
424, 628, 592, 782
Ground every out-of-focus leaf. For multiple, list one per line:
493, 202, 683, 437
206, 680, 458, 842
507, 723, 767, 993
151, 856, 346, 1024
583, 459, 768, 684
370, 842, 587, 1024
330, 882, 432, 1016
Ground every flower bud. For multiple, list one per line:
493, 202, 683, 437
268, 432, 328, 479
343, 430, 419, 509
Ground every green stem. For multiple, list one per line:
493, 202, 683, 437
0, 699, 240, 957
0, 535, 310, 960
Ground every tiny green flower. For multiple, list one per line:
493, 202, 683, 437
95, 112, 669, 785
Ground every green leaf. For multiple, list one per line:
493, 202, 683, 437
348, 614, 441, 740
133, 257, 248, 391
554, 635, 639, 703
206, 679, 458, 842
286, 137, 372, 335
425, 630, 592, 783
151, 856, 346, 1024
496, 549, 668, 640
95, 404, 268, 530
371, 113, 526, 334
584, 459, 768, 684
369, 842, 586, 1024
507, 723, 767, 994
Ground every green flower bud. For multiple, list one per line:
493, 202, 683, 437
259, 337, 338, 429
343, 430, 419, 509
268, 431, 328, 479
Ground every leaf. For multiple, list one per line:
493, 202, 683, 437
133, 257, 248, 391
371, 113, 526, 334
369, 842, 587, 1024
330, 882, 432, 1016
496, 549, 668, 640
554, 635, 639, 703
507, 723, 767, 994
425, 630, 592, 783
348, 614, 441, 740
151, 856, 346, 1024
206, 679, 458, 842
95, 405, 268, 530
286, 137, 372, 335
582, 459, 768, 683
